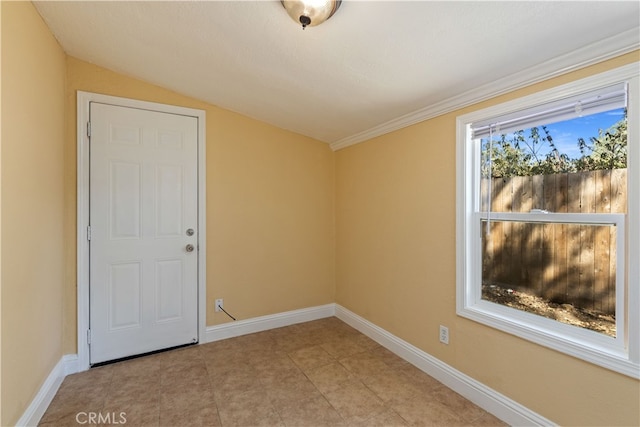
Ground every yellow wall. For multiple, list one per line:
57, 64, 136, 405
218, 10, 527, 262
2, 3, 334, 422
1, 2, 66, 425
0, 3, 3, 424
335, 51, 640, 426
2, 1, 638, 425
63, 58, 336, 353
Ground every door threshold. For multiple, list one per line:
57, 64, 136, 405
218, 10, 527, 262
91, 342, 198, 368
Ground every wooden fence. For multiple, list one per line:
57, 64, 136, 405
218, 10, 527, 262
481, 169, 627, 314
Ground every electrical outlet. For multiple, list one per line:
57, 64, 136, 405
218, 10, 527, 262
215, 298, 223, 312
439, 325, 449, 344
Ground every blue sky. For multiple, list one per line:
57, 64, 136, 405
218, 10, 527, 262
538, 108, 625, 158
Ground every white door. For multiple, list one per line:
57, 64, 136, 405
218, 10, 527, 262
89, 102, 199, 364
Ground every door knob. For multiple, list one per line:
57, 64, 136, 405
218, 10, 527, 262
186, 244, 195, 253
186, 228, 194, 236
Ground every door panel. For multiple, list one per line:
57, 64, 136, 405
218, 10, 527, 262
89, 102, 198, 364
156, 164, 184, 237
156, 259, 184, 322
110, 161, 141, 239
109, 261, 142, 329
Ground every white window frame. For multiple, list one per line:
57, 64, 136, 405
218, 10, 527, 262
456, 63, 640, 378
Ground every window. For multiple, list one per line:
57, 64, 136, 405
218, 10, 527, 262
456, 64, 639, 378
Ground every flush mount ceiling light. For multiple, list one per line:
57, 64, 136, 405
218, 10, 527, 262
281, 0, 342, 30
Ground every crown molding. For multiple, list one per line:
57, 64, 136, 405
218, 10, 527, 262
330, 28, 640, 151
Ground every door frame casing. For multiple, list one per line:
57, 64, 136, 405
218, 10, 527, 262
76, 91, 206, 371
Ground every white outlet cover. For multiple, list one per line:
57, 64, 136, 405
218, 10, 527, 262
439, 325, 449, 344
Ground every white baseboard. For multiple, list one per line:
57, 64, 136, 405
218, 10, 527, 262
205, 303, 336, 343
335, 304, 555, 427
63, 354, 80, 376
15, 304, 334, 426
16, 354, 78, 427
18, 304, 334, 425
22, 305, 550, 427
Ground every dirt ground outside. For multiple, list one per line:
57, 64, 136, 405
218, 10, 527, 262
482, 283, 616, 337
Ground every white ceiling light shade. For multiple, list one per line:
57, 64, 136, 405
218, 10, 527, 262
281, 0, 342, 30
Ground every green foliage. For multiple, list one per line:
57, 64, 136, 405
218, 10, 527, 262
574, 117, 627, 171
482, 114, 627, 178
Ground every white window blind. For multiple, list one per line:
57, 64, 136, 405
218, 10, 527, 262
472, 83, 627, 139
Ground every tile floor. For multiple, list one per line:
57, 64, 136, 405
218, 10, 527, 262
39, 317, 507, 426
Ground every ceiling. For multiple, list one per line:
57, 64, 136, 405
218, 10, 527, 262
34, 1, 640, 149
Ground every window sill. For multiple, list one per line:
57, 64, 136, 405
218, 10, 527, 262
457, 300, 639, 379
